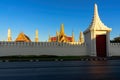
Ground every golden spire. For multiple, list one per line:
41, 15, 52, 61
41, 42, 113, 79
7, 28, 12, 42
56, 30, 59, 42
35, 29, 39, 42
79, 32, 84, 43
48, 35, 51, 42
72, 31, 75, 42
56, 30, 59, 37
60, 24, 64, 36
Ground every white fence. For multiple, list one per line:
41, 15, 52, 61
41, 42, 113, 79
0, 42, 87, 56
0, 42, 120, 57
110, 43, 120, 56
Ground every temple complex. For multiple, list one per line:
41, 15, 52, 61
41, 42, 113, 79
48, 24, 74, 42
48, 24, 84, 44
48, 24, 84, 43
6, 24, 84, 44
0, 4, 119, 57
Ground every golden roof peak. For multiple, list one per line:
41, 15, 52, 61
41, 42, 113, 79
15, 32, 31, 42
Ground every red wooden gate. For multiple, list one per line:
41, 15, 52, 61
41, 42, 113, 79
96, 35, 106, 57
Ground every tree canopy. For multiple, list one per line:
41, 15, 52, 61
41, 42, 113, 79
111, 36, 120, 43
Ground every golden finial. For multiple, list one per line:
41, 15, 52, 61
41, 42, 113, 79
60, 24, 64, 36
7, 28, 12, 42
35, 29, 39, 42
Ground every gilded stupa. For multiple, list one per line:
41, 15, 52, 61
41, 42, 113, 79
15, 32, 31, 42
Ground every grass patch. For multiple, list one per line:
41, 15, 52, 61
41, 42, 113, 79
0, 55, 90, 61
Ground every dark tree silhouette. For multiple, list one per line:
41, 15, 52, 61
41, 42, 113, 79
111, 36, 120, 43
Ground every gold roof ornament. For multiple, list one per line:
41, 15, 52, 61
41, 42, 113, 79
15, 32, 31, 42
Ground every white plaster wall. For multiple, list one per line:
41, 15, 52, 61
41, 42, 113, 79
0, 42, 87, 56
1, 42, 120, 57
84, 32, 91, 56
110, 43, 120, 56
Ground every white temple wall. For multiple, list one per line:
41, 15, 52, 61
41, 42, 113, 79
109, 43, 120, 56
84, 32, 91, 56
0, 42, 87, 56
1, 42, 120, 57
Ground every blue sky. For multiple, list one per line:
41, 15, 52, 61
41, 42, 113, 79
0, 0, 120, 41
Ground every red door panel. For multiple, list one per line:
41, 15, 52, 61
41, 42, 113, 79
96, 35, 106, 57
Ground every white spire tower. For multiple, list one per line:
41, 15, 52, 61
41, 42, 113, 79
85, 4, 112, 32
84, 3, 112, 57
35, 29, 39, 42
7, 28, 12, 42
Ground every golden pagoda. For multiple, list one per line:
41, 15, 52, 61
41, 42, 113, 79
15, 32, 31, 42
48, 24, 75, 42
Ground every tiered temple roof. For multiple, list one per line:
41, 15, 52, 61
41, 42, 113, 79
15, 32, 31, 42
49, 24, 74, 42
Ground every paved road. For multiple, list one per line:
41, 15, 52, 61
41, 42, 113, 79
0, 60, 120, 80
